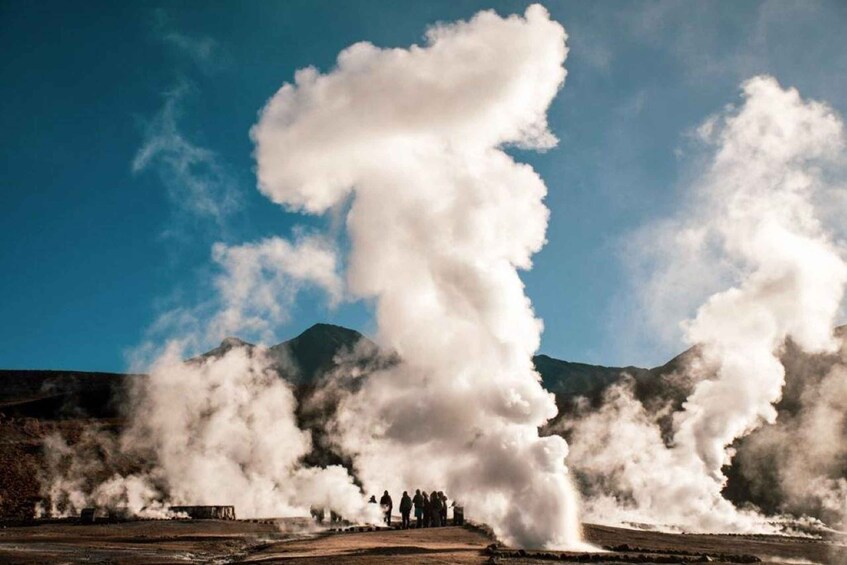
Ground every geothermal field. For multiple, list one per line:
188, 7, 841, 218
1, 324, 846, 562
3, 1, 847, 564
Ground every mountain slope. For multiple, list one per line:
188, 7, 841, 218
0, 324, 676, 419
0, 369, 139, 419
269, 323, 372, 383
533, 354, 649, 398
1, 322, 845, 521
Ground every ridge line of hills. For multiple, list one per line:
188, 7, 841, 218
0, 322, 690, 419
2, 322, 845, 520
0, 322, 692, 518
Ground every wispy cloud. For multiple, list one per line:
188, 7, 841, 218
617, 0, 844, 93
152, 9, 228, 72
127, 231, 342, 369
568, 26, 613, 73
130, 11, 240, 240
209, 233, 343, 344
132, 81, 241, 233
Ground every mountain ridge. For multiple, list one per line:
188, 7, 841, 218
0, 323, 672, 418
1, 322, 845, 520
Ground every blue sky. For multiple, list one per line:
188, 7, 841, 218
2, 0, 846, 372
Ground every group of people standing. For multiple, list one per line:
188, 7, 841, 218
375, 489, 459, 528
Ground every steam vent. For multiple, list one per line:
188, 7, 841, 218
170, 506, 236, 520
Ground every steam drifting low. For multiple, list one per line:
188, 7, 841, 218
39, 235, 380, 525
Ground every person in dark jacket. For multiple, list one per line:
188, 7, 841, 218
399, 491, 412, 529
430, 490, 442, 527
412, 489, 424, 528
379, 490, 393, 526
422, 492, 431, 527
439, 491, 448, 525
451, 499, 464, 526
310, 506, 325, 524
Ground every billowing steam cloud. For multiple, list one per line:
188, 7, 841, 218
735, 337, 847, 530
120, 343, 370, 520
252, 5, 583, 549
566, 76, 847, 532
39, 235, 379, 524
209, 234, 343, 343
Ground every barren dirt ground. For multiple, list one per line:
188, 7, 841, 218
0, 520, 843, 564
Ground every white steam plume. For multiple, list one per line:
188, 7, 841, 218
567, 76, 847, 532
40, 236, 379, 524
121, 343, 373, 520
735, 338, 847, 530
675, 76, 847, 479
251, 5, 584, 549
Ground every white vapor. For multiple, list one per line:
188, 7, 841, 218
252, 5, 585, 550
121, 343, 373, 521
41, 342, 378, 523
734, 337, 847, 532
209, 234, 343, 344
567, 76, 847, 532
674, 75, 847, 481
40, 232, 374, 522
132, 233, 342, 367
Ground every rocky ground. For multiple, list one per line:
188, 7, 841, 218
0, 520, 842, 564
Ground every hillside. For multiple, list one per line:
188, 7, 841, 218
1, 322, 844, 521
1, 322, 691, 422
0, 323, 640, 517
0, 370, 140, 420
0, 324, 377, 421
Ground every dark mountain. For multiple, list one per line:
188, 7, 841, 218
196, 323, 379, 384
269, 323, 372, 383
534, 355, 649, 398
0, 323, 685, 421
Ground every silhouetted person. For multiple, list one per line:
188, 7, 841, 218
413, 489, 424, 528
451, 499, 464, 526
310, 506, 325, 524
399, 491, 412, 529
368, 495, 377, 504
439, 491, 448, 525
422, 492, 431, 527
430, 490, 442, 527
379, 490, 393, 526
